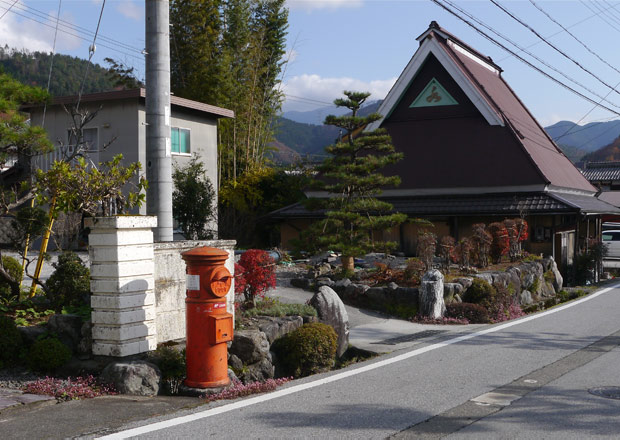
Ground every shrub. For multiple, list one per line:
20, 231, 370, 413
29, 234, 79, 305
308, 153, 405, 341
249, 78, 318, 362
148, 346, 186, 395
404, 258, 425, 285
243, 297, 317, 318
417, 232, 436, 270
462, 278, 496, 309
0, 255, 22, 302
27, 336, 72, 372
46, 252, 90, 312
236, 250, 276, 307
271, 322, 337, 378
0, 314, 23, 368
488, 222, 509, 264
445, 303, 489, 323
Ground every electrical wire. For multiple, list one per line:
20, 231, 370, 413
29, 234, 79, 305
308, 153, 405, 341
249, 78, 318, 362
41, 0, 62, 129
429, 0, 620, 117
440, 0, 620, 110
76, 0, 106, 110
490, 0, 620, 99
529, 0, 620, 77
0, 0, 16, 21
0, 0, 142, 54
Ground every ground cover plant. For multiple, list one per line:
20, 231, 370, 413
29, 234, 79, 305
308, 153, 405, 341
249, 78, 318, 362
202, 377, 291, 402
21, 375, 116, 401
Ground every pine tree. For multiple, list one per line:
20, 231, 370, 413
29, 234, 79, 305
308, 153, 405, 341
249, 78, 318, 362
303, 91, 407, 271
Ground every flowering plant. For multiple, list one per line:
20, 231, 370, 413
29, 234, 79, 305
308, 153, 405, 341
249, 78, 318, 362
236, 250, 275, 307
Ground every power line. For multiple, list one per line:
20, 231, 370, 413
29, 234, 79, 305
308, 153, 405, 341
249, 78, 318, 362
580, 0, 620, 32
41, 0, 62, 129
77, 0, 106, 110
0, 0, 16, 21
429, 0, 620, 117
589, 0, 620, 29
490, 0, 620, 99
0, 0, 142, 54
440, 0, 620, 110
529, 0, 620, 77
0, 2, 143, 61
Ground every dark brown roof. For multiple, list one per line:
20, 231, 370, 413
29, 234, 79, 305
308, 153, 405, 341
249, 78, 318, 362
269, 192, 620, 220
581, 161, 620, 182
431, 26, 595, 193
23, 88, 234, 119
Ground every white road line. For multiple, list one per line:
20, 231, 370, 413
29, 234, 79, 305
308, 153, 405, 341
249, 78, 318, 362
97, 283, 620, 439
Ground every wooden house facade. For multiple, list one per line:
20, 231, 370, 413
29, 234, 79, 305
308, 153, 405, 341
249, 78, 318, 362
270, 22, 620, 274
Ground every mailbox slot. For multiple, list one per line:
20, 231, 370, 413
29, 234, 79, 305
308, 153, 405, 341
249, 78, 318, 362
207, 314, 233, 344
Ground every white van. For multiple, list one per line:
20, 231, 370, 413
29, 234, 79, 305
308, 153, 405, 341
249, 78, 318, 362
602, 230, 620, 260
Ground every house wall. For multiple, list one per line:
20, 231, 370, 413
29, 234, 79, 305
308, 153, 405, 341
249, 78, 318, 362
280, 219, 313, 249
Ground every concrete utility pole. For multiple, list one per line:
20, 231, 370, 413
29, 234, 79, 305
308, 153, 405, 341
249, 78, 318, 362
145, 0, 173, 241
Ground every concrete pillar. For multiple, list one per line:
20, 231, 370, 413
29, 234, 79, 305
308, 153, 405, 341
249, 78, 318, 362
86, 216, 158, 357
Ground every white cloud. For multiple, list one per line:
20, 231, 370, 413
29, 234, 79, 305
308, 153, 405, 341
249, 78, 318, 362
287, 0, 363, 12
116, 1, 142, 21
282, 74, 396, 112
0, 3, 81, 53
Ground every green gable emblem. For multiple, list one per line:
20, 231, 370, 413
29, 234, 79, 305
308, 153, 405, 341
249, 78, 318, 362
410, 78, 458, 108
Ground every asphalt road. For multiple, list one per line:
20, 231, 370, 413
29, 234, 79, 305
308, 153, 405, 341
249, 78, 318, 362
95, 283, 620, 439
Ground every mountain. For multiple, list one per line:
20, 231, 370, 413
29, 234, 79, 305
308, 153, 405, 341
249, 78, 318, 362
282, 99, 382, 125
579, 135, 620, 164
545, 120, 620, 162
0, 47, 117, 97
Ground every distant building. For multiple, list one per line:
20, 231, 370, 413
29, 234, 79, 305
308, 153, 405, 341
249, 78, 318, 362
270, 22, 619, 275
24, 88, 233, 231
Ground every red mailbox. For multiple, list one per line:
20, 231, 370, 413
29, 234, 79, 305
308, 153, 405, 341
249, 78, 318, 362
181, 246, 233, 388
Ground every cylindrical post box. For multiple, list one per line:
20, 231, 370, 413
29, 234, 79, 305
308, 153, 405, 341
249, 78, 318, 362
181, 246, 233, 388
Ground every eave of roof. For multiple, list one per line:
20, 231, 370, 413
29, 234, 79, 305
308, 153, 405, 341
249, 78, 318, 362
268, 192, 620, 220
22, 88, 234, 119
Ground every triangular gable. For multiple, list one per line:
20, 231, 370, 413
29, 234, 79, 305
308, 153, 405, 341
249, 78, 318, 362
367, 30, 504, 131
410, 78, 458, 108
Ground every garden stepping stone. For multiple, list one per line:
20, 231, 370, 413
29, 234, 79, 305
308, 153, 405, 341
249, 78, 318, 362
0, 388, 55, 412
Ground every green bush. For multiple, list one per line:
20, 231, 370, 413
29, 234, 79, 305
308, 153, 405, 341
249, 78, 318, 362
0, 256, 22, 302
462, 278, 496, 309
445, 303, 489, 323
148, 346, 186, 395
0, 314, 23, 368
272, 322, 337, 378
46, 252, 90, 312
27, 336, 71, 372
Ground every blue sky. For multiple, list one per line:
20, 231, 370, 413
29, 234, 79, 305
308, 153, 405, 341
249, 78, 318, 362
2, 0, 620, 127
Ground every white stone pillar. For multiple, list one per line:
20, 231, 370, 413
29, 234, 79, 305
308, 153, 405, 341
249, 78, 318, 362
86, 216, 158, 357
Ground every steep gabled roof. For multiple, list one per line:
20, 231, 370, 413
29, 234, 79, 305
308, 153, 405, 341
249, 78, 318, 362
369, 21, 596, 194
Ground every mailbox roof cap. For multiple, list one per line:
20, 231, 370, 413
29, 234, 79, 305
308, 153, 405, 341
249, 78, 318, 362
181, 246, 229, 263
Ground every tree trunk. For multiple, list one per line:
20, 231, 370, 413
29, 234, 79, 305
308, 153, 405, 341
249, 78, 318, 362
341, 255, 355, 272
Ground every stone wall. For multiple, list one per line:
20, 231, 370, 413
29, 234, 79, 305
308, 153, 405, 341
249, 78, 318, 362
153, 240, 236, 343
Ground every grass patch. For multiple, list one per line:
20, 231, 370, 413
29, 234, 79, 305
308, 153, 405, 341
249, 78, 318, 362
243, 297, 317, 318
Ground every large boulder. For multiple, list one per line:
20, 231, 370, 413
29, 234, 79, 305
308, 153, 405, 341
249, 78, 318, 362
443, 283, 464, 304
100, 361, 161, 396
47, 314, 83, 353
229, 330, 271, 365
419, 270, 445, 319
310, 286, 350, 358
258, 316, 304, 344
548, 257, 563, 292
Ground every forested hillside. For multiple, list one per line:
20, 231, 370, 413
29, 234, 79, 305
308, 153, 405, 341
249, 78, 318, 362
0, 47, 117, 97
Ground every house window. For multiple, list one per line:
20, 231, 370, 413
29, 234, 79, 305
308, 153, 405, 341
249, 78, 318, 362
171, 127, 190, 154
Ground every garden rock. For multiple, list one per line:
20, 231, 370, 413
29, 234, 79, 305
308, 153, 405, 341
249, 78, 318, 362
309, 252, 339, 265
290, 278, 311, 289
307, 263, 332, 279
229, 330, 271, 365
443, 283, 463, 304
77, 321, 93, 357
520, 262, 544, 291
520, 290, 533, 305
334, 278, 351, 290
18, 325, 48, 347
47, 314, 83, 353
258, 316, 304, 344
237, 358, 275, 383
420, 269, 445, 319
387, 282, 399, 291
395, 287, 419, 307
228, 354, 243, 371
549, 257, 563, 292
454, 277, 473, 289
310, 286, 350, 358
316, 277, 335, 288
454, 293, 462, 303
100, 361, 161, 396
343, 283, 369, 299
